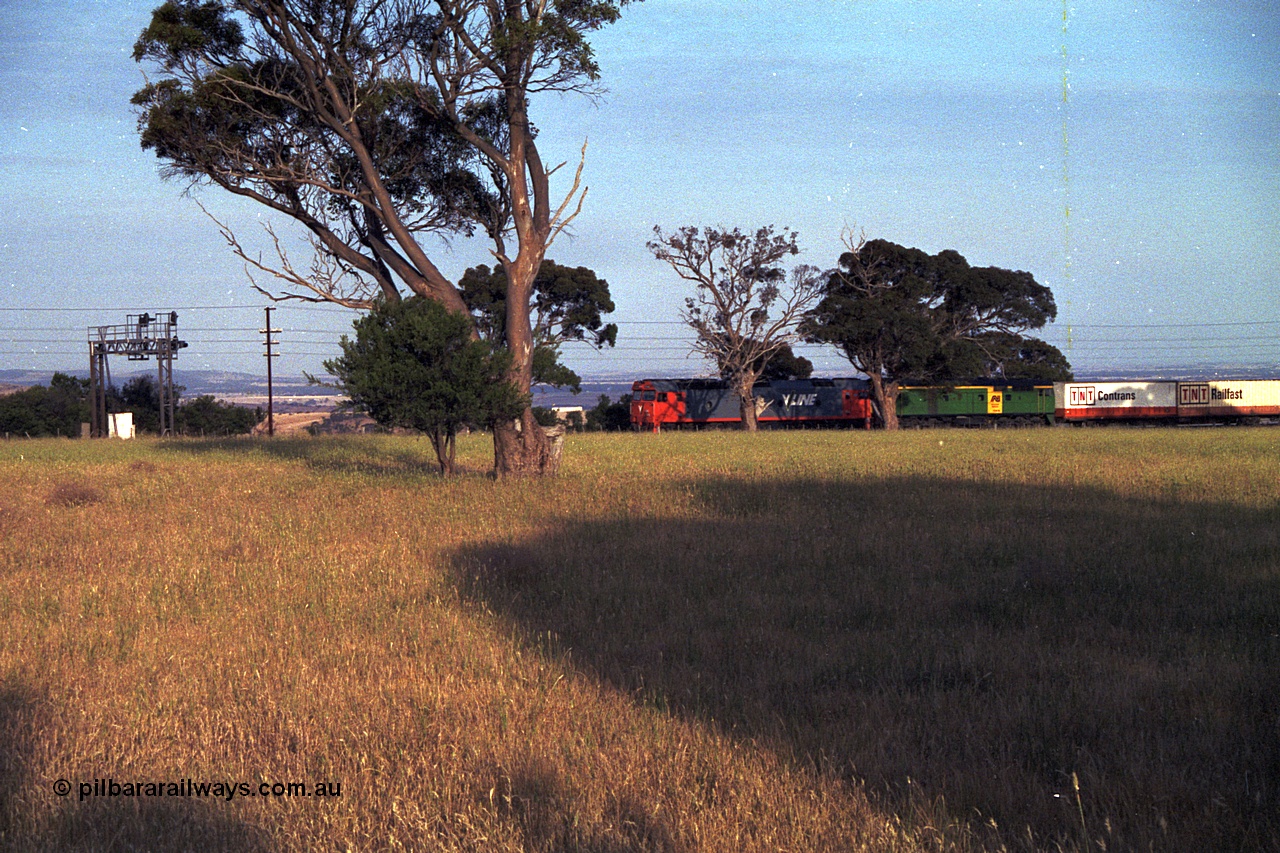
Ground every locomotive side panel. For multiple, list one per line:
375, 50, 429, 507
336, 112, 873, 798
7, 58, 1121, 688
757, 381, 850, 422
1001, 386, 1055, 418
895, 388, 931, 418
899, 386, 998, 421
682, 384, 740, 423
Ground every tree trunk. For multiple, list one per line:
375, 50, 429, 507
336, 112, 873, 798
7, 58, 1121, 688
737, 380, 759, 432
491, 245, 560, 475
868, 375, 900, 430
430, 429, 458, 477
488, 90, 562, 477
493, 411, 563, 477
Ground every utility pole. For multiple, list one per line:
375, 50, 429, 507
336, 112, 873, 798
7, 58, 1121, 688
261, 307, 281, 436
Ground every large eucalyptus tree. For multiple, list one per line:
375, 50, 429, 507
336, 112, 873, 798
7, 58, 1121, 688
132, 0, 636, 475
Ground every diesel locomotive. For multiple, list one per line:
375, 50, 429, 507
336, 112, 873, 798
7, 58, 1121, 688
630, 378, 1280, 430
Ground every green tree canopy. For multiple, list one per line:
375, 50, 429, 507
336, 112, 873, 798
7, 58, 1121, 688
0, 373, 89, 438
958, 333, 1074, 382
324, 297, 526, 475
804, 235, 1068, 428
458, 259, 617, 393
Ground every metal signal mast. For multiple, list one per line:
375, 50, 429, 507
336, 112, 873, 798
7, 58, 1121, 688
88, 312, 188, 438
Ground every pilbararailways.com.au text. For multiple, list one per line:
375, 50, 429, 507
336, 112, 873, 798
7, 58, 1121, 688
53, 777, 343, 802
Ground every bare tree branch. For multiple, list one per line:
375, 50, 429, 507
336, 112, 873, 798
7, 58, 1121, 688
649, 225, 823, 431
201, 202, 381, 308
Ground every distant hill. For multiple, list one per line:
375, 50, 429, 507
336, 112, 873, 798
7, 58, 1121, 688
0, 368, 340, 399
0, 368, 635, 406
0, 370, 52, 389
1073, 365, 1280, 381
531, 382, 636, 409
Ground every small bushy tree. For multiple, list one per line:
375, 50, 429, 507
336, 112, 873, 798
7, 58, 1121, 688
585, 394, 632, 432
325, 297, 526, 475
177, 395, 263, 436
113, 375, 175, 435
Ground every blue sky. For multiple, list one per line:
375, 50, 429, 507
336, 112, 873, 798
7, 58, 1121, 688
0, 0, 1277, 380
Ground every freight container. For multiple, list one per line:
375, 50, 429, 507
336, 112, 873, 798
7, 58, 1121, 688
1177, 380, 1280, 419
1054, 382, 1178, 421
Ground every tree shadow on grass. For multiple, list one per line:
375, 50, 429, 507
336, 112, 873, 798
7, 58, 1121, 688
481, 755, 686, 853
452, 475, 1280, 852
157, 434, 469, 479
0, 677, 272, 852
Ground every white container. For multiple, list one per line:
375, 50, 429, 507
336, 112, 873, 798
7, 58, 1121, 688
1178, 380, 1280, 417
1054, 382, 1178, 421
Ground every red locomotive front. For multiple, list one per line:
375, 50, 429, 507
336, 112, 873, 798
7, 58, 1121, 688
630, 380, 687, 431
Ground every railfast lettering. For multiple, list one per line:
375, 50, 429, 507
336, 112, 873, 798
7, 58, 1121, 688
781, 393, 818, 407
1211, 387, 1244, 401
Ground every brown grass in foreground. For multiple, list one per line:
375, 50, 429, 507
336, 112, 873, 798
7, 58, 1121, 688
0, 429, 1276, 851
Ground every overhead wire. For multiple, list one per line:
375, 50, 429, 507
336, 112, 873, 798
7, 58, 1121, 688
1, 307, 1277, 372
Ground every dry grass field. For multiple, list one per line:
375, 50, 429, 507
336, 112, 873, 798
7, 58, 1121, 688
0, 428, 1276, 851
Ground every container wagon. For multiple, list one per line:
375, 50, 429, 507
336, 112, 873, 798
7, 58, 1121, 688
1054, 380, 1280, 423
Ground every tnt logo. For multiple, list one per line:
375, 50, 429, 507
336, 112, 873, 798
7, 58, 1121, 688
1068, 385, 1096, 407
1179, 383, 1210, 405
